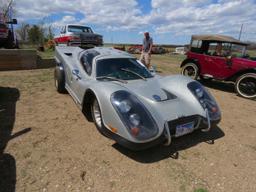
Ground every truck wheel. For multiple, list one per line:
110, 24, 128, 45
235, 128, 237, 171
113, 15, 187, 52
54, 67, 66, 93
235, 73, 256, 99
181, 63, 199, 80
5, 33, 14, 49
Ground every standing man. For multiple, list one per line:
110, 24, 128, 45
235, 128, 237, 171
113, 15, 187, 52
140, 32, 153, 69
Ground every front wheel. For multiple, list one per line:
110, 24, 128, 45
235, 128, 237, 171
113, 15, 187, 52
91, 98, 110, 138
235, 73, 256, 99
181, 63, 199, 80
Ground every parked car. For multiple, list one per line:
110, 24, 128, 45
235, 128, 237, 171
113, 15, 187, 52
181, 34, 256, 99
54, 24, 103, 47
54, 46, 221, 150
173, 47, 188, 55
0, 22, 18, 49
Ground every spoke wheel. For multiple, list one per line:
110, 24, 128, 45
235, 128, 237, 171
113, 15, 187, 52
235, 73, 256, 99
181, 63, 199, 80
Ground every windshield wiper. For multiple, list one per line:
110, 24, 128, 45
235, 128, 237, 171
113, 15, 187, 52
96, 76, 127, 84
120, 68, 147, 81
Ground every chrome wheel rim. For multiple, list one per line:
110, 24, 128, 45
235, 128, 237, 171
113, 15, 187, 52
93, 99, 102, 127
182, 65, 197, 79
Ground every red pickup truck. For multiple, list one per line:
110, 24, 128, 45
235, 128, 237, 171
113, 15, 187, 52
54, 24, 103, 47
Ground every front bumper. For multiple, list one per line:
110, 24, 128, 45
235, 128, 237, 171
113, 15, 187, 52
104, 113, 221, 151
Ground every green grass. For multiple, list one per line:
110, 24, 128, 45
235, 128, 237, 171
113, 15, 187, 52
37, 49, 55, 59
134, 53, 186, 74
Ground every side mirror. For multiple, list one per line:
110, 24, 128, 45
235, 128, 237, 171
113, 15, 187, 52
6, 19, 17, 24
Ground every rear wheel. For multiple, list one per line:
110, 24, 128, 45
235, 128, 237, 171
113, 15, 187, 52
235, 73, 256, 99
181, 63, 199, 80
54, 67, 66, 93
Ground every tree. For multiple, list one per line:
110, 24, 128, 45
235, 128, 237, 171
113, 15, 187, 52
16, 23, 29, 42
47, 25, 54, 40
28, 25, 44, 46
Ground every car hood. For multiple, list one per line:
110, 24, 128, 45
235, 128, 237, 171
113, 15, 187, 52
114, 77, 170, 102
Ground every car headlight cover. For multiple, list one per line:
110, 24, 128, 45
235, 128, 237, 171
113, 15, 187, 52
111, 90, 159, 140
188, 81, 221, 120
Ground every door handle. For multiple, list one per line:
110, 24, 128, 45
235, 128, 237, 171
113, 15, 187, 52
72, 69, 81, 80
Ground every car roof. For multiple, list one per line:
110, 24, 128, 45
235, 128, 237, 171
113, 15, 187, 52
87, 47, 135, 60
192, 34, 248, 45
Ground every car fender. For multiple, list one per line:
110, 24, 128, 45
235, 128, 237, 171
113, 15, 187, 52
226, 68, 256, 82
157, 75, 207, 117
83, 82, 143, 143
180, 58, 200, 71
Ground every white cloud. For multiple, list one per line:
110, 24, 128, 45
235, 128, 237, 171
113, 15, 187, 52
149, 0, 256, 41
13, 0, 256, 42
15, 0, 146, 31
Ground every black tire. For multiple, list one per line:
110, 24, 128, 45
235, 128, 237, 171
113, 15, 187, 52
91, 97, 110, 138
181, 63, 199, 80
235, 73, 256, 99
54, 67, 66, 93
5, 33, 14, 49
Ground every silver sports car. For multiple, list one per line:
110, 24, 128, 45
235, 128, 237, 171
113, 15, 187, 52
54, 46, 221, 150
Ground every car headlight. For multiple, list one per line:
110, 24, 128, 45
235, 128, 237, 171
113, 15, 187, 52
111, 90, 159, 140
188, 81, 221, 121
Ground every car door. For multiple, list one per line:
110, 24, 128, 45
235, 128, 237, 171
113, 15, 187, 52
203, 55, 231, 79
202, 42, 236, 79
69, 50, 98, 105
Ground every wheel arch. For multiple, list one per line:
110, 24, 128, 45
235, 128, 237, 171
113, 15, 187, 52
226, 68, 256, 82
82, 89, 97, 122
180, 58, 201, 72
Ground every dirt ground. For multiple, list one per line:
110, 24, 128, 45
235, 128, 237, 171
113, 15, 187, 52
0, 65, 256, 192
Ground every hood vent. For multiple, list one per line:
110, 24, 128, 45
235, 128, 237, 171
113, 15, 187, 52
152, 89, 177, 102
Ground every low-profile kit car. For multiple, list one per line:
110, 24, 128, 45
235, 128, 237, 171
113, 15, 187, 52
181, 34, 256, 99
54, 47, 221, 150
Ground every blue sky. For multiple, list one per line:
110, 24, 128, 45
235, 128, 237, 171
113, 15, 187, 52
8, 0, 256, 44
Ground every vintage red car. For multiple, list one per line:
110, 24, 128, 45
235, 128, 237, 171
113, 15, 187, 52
181, 34, 256, 99
54, 24, 103, 47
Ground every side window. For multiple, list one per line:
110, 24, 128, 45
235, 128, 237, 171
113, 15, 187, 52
190, 40, 202, 53
191, 40, 202, 48
80, 51, 99, 75
208, 42, 231, 57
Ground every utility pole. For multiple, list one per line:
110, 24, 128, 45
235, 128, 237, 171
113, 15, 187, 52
238, 24, 243, 40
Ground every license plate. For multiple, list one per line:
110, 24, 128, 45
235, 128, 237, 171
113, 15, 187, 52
175, 122, 194, 137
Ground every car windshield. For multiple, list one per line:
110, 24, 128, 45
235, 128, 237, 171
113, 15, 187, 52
96, 58, 153, 80
68, 25, 93, 33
